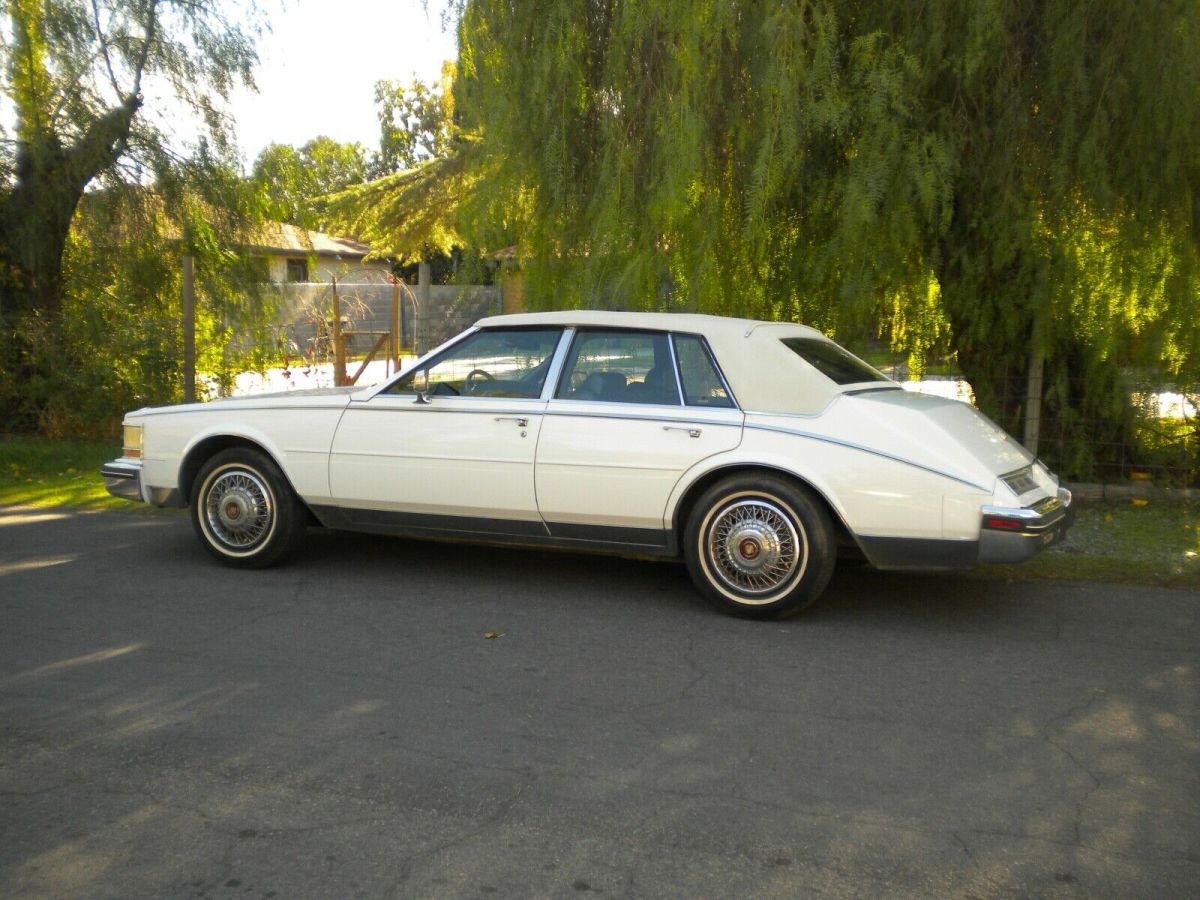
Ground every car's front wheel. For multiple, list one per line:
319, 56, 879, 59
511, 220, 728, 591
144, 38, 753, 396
190, 448, 307, 567
683, 474, 836, 619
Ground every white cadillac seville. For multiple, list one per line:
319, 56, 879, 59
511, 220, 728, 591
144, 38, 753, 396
102, 310, 1073, 618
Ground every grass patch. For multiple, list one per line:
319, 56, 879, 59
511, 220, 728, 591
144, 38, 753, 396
3, 437, 1197, 588
978, 500, 1199, 589
0, 434, 130, 509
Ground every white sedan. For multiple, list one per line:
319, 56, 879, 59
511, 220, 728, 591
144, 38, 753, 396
102, 311, 1073, 618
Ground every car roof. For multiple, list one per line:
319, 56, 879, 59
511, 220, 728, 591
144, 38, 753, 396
473, 310, 888, 416
475, 309, 823, 341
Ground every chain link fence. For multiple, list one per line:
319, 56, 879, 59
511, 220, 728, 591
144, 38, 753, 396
886, 366, 1198, 488
262, 281, 499, 362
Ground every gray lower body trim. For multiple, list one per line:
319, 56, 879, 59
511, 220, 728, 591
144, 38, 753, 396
148, 486, 185, 508
859, 491, 1075, 570
856, 536, 981, 571
309, 505, 675, 556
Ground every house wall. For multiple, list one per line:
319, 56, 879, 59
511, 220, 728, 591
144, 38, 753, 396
257, 252, 391, 284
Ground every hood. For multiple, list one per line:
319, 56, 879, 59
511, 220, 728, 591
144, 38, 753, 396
212, 386, 362, 402
132, 385, 360, 417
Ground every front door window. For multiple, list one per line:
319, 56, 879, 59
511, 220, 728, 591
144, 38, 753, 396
388, 327, 563, 399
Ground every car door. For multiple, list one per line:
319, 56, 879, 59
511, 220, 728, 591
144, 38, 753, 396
328, 326, 564, 536
535, 329, 744, 546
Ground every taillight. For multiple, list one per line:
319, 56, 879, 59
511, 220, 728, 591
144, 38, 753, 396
984, 516, 1023, 531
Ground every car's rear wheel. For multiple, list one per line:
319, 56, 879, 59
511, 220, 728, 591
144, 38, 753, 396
683, 474, 836, 619
190, 448, 307, 567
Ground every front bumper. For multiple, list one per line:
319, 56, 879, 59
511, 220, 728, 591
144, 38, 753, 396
978, 488, 1074, 564
101, 459, 144, 502
101, 458, 184, 507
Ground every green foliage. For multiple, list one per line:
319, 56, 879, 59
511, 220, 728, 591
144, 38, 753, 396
372, 64, 456, 176
31, 155, 279, 437
324, 153, 471, 263
0, 0, 264, 432
0, 434, 129, 508
324, 65, 469, 264
452, 0, 1200, 480
251, 137, 369, 231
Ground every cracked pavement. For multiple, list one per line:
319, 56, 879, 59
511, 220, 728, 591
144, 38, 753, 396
0, 505, 1197, 898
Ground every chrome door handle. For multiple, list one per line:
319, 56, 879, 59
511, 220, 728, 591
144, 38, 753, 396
664, 425, 702, 438
495, 416, 529, 427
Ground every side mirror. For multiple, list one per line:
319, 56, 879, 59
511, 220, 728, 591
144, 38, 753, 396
413, 368, 431, 404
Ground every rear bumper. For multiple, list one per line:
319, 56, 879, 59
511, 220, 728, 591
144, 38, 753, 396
856, 487, 1074, 570
978, 488, 1074, 564
101, 459, 144, 502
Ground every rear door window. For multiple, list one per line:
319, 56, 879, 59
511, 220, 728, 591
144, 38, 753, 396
555, 331, 681, 405
673, 334, 735, 408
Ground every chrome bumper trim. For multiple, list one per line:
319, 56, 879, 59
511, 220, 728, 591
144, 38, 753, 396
979, 488, 1074, 564
101, 459, 144, 503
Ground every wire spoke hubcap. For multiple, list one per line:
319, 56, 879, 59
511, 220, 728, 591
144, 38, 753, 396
205, 470, 272, 548
707, 498, 804, 596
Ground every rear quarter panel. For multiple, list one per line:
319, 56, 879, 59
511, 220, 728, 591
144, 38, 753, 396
667, 411, 995, 541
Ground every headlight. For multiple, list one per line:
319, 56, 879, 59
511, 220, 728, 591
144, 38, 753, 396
123, 423, 144, 459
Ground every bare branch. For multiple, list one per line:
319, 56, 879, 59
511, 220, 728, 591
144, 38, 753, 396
90, 0, 122, 95
130, 0, 161, 100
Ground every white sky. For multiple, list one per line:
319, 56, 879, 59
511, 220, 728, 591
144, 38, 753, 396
227, 0, 457, 167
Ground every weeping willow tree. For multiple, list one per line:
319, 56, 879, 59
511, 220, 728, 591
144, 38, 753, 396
0, 0, 262, 431
448, 0, 1199, 478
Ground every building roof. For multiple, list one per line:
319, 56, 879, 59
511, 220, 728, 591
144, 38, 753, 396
246, 222, 372, 258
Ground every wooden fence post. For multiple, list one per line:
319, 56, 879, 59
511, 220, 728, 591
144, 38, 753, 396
391, 280, 400, 372
1023, 348, 1044, 456
417, 260, 431, 356
182, 253, 195, 403
332, 277, 346, 386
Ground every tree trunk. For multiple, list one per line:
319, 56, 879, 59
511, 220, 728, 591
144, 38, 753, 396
0, 96, 141, 429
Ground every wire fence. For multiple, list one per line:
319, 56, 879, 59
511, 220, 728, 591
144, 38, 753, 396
890, 368, 1199, 488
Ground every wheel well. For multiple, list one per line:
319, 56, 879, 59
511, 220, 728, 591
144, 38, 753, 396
179, 436, 310, 519
672, 465, 859, 551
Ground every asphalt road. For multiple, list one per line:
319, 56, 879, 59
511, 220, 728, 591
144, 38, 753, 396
1, 506, 1197, 899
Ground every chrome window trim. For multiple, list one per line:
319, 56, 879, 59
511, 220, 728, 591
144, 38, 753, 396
542, 406, 743, 427
540, 327, 577, 401
337, 402, 745, 426
665, 333, 686, 405
671, 332, 741, 411
342, 401, 549, 416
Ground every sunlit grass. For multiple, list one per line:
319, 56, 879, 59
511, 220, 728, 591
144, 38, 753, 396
978, 501, 1199, 589
0, 435, 135, 510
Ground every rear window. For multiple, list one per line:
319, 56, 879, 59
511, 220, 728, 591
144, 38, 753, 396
781, 338, 888, 385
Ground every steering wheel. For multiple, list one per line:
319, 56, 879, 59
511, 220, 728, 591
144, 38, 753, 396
464, 368, 494, 393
